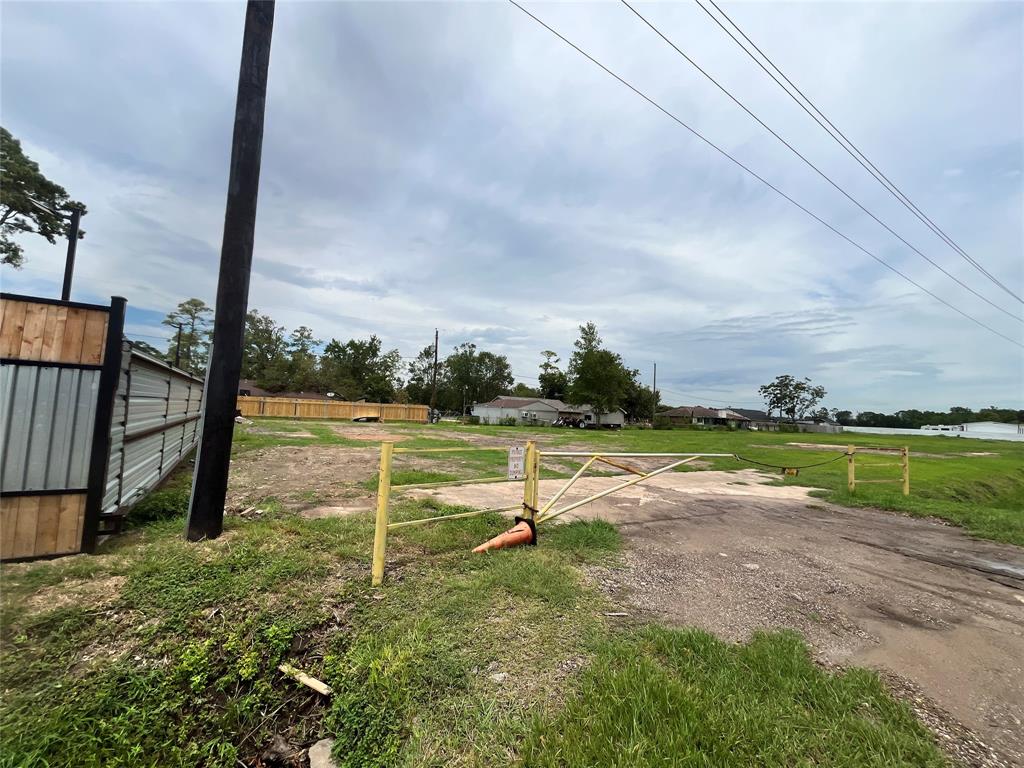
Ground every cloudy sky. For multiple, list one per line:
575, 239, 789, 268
2, 0, 1021, 412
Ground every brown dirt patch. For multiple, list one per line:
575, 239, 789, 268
25, 575, 126, 615
328, 424, 412, 442
227, 445, 379, 510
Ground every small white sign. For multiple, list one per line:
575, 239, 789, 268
507, 445, 525, 480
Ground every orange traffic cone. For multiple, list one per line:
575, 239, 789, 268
472, 517, 537, 553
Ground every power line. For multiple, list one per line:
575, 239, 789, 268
659, 386, 760, 408
507, 0, 1023, 349
620, 0, 1020, 324
694, 0, 1023, 305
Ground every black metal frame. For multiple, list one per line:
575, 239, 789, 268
0, 487, 89, 498
0, 358, 103, 371
0, 292, 109, 312
80, 296, 127, 553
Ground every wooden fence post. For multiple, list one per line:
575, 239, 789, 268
847, 445, 856, 493
371, 441, 394, 586
901, 446, 910, 496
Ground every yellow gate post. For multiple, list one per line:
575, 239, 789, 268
847, 445, 856, 493
523, 440, 539, 520
901, 446, 910, 496
371, 441, 394, 586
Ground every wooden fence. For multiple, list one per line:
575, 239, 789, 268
1, 293, 125, 561
237, 396, 429, 423
2, 293, 204, 562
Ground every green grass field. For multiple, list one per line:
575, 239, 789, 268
0, 487, 947, 767
2, 419, 1018, 766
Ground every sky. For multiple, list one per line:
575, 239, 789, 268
2, 0, 1021, 413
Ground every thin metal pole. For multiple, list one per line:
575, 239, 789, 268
61, 207, 82, 301
523, 440, 537, 518
538, 455, 598, 516
387, 504, 519, 530
187, 0, 275, 542
540, 451, 735, 458
538, 456, 699, 523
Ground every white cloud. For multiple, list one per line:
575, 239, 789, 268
1, 0, 1021, 412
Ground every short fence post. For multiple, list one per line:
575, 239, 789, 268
901, 446, 910, 496
371, 441, 394, 586
847, 445, 856, 493
523, 440, 538, 520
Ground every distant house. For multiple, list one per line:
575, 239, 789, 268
238, 379, 271, 397
661, 406, 751, 429
471, 396, 625, 427
727, 408, 781, 431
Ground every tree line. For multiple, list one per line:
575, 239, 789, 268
142, 302, 658, 416
833, 406, 1023, 428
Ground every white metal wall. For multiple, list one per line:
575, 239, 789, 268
0, 365, 99, 493
102, 344, 204, 518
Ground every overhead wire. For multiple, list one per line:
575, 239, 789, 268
507, 0, 1024, 349
693, 0, 1023, 305
620, 0, 1020, 324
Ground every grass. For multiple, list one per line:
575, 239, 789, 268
0, 477, 948, 767
524, 627, 944, 767
8, 418, 995, 763
238, 419, 1024, 545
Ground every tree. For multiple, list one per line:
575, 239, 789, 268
285, 326, 321, 392
405, 345, 438, 405
130, 340, 166, 361
538, 350, 567, 400
319, 335, 402, 402
758, 375, 827, 422
566, 323, 633, 423
242, 310, 286, 383
621, 377, 657, 422
1, 128, 87, 269
510, 382, 539, 398
163, 299, 213, 374
441, 343, 513, 411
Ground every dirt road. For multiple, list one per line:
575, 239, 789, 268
412, 470, 1024, 767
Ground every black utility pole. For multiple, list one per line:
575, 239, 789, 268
174, 323, 184, 368
60, 207, 83, 301
429, 328, 439, 420
187, 0, 275, 542
651, 361, 657, 424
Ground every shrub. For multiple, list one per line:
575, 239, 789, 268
499, 416, 518, 427
652, 415, 674, 430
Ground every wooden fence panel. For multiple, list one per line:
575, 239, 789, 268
237, 396, 428, 422
0, 299, 108, 365
0, 493, 86, 560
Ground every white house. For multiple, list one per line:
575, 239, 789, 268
471, 396, 625, 427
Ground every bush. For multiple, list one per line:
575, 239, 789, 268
499, 416, 518, 427
652, 415, 674, 430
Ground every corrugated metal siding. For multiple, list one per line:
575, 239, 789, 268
1, 364, 99, 493
101, 345, 204, 517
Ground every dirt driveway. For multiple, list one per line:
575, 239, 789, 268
411, 471, 1024, 767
